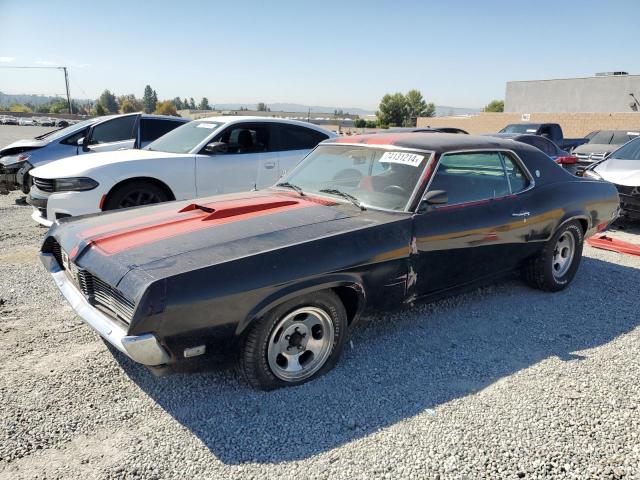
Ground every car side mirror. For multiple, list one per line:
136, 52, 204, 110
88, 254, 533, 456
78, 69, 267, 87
204, 141, 228, 154
77, 137, 84, 146
419, 190, 448, 212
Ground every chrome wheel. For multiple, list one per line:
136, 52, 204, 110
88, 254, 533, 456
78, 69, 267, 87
267, 306, 335, 382
552, 231, 576, 278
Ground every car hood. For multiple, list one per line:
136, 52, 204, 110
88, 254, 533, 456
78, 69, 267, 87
47, 190, 386, 294
31, 149, 189, 178
594, 158, 640, 187
572, 144, 617, 155
0, 138, 49, 159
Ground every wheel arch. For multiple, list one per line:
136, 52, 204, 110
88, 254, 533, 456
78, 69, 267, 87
102, 176, 176, 210
236, 275, 366, 337
555, 213, 590, 237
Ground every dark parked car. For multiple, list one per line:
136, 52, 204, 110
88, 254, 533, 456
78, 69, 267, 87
41, 133, 619, 389
486, 133, 579, 175
499, 123, 587, 152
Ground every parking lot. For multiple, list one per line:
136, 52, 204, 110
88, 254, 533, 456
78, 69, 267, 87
0, 122, 638, 479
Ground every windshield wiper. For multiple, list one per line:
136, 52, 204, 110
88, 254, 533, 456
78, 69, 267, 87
276, 182, 305, 196
319, 188, 366, 210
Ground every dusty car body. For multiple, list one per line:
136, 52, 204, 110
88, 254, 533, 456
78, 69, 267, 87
41, 133, 619, 389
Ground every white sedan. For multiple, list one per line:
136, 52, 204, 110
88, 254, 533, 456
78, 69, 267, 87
27, 117, 335, 226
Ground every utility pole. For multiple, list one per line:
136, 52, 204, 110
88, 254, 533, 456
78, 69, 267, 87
307, 107, 310, 123
62, 67, 72, 114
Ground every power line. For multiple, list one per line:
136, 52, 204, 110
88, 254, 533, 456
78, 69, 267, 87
0, 65, 72, 113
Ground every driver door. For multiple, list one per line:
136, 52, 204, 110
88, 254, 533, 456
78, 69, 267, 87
83, 114, 138, 154
195, 123, 271, 197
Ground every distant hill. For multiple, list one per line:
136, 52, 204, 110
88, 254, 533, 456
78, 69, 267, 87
0, 92, 68, 107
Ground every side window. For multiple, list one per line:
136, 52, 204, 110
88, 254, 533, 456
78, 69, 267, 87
501, 153, 530, 193
274, 124, 329, 151
140, 119, 183, 143
61, 128, 88, 145
213, 124, 270, 154
427, 152, 510, 205
89, 116, 137, 145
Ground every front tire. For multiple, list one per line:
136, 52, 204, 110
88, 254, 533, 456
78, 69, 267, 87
103, 181, 170, 211
523, 220, 584, 292
239, 290, 348, 390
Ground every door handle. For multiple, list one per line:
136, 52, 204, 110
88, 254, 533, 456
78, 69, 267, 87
264, 162, 276, 169
511, 211, 531, 217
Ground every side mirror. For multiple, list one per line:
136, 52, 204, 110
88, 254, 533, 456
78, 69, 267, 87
204, 141, 228, 154
419, 190, 448, 212
77, 137, 84, 146
423, 189, 448, 205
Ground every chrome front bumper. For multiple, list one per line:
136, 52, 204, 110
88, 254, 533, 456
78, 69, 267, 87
41, 252, 170, 366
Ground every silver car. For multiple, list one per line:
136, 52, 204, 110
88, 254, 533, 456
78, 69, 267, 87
0, 113, 188, 193
583, 136, 640, 220
573, 130, 640, 169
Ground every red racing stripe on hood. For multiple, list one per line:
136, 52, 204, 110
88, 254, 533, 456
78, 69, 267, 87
84, 195, 319, 255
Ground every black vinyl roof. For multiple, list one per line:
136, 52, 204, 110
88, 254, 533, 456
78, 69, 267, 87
324, 132, 527, 155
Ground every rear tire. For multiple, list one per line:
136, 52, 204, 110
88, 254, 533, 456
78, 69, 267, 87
239, 290, 348, 390
522, 220, 584, 292
103, 181, 170, 211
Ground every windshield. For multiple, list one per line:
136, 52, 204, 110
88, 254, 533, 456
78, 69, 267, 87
38, 118, 97, 142
609, 137, 640, 161
500, 124, 540, 134
277, 144, 431, 211
144, 121, 222, 153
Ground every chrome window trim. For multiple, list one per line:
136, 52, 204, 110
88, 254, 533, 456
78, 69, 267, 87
419, 148, 536, 210
280, 143, 436, 213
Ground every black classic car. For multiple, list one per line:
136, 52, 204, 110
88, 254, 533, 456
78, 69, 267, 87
41, 133, 619, 389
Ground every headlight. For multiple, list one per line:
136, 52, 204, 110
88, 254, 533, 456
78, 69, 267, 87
55, 177, 99, 192
582, 169, 602, 180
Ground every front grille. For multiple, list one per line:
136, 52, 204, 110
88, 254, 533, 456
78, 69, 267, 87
50, 239, 135, 324
33, 177, 54, 192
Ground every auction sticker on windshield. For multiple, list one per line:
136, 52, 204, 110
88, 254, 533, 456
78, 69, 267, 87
380, 151, 424, 167
196, 123, 219, 129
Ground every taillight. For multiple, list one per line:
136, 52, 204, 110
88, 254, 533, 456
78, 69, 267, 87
555, 155, 578, 165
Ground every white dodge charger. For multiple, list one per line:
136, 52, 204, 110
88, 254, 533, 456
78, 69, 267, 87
27, 116, 334, 226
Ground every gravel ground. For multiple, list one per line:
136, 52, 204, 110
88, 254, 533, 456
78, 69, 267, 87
1, 150, 640, 478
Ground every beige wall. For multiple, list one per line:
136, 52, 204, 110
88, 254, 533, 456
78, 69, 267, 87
417, 112, 640, 137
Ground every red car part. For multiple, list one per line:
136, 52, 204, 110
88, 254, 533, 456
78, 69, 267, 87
587, 234, 640, 257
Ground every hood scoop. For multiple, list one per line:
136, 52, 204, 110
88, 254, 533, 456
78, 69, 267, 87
83, 196, 308, 255
179, 200, 298, 220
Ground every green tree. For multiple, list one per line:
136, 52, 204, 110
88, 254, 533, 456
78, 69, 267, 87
118, 94, 142, 112
198, 97, 210, 110
484, 99, 504, 112
256, 102, 268, 111
94, 103, 107, 116
142, 85, 156, 113
172, 97, 183, 110
98, 89, 119, 114
189, 97, 196, 110
154, 100, 178, 116
9, 104, 32, 113
120, 100, 136, 113
365, 120, 378, 128
354, 118, 366, 128
405, 89, 435, 125
35, 104, 51, 113
376, 93, 407, 128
